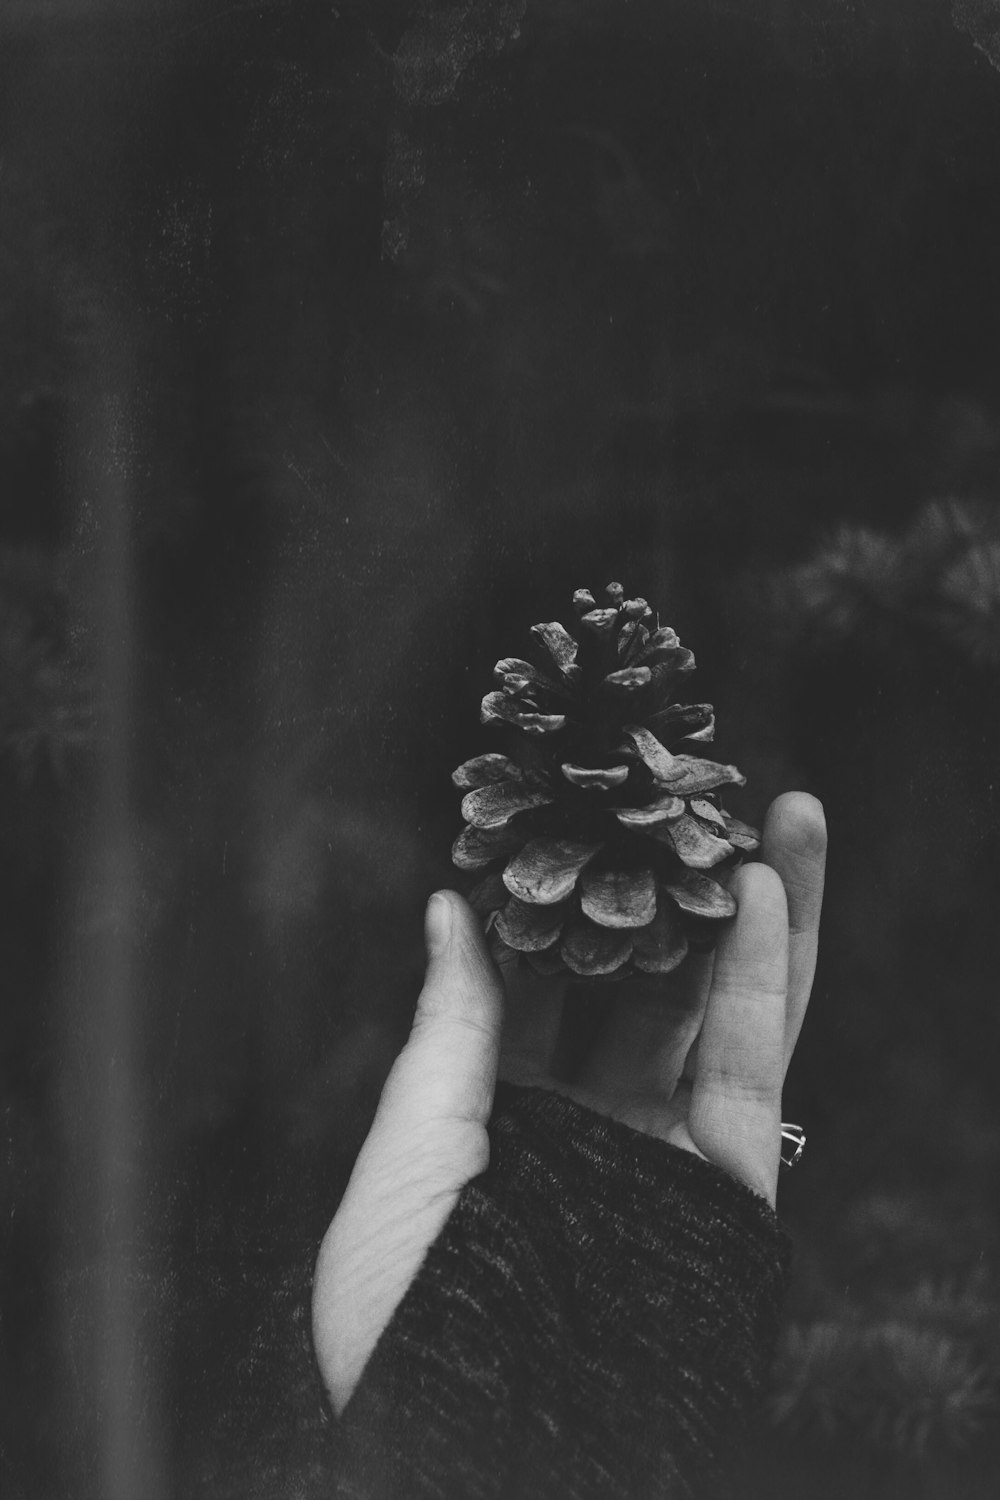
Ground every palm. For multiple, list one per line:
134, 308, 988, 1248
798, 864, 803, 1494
578, 1083, 698, 1149
567, 1080, 701, 1155
499, 961, 711, 1151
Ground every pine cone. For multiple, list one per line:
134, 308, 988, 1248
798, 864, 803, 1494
451, 583, 759, 980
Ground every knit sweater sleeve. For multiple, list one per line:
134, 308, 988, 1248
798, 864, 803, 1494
330, 1082, 791, 1500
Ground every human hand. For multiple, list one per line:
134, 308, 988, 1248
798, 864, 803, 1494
312, 792, 826, 1414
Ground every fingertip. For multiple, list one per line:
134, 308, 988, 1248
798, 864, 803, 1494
729, 859, 789, 925
452, 893, 503, 975
426, 888, 489, 955
425, 890, 454, 958
422, 889, 504, 1010
764, 791, 827, 859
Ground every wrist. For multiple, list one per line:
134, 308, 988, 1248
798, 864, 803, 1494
313, 1112, 490, 1414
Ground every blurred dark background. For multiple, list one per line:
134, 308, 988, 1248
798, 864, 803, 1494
3, 1, 1000, 1496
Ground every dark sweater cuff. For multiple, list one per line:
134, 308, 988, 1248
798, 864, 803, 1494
335, 1084, 791, 1499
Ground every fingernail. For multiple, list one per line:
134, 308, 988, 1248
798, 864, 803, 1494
425, 892, 452, 957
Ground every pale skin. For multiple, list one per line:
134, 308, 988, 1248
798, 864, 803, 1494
313, 791, 827, 1417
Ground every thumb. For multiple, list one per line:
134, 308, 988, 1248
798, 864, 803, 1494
380, 890, 505, 1130
312, 892, 504, 1414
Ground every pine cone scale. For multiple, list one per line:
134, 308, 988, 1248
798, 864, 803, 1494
480, 691, 567, 735
664, 872, 738, 919
656, 813, 735, 869
561, 914, 634, 977
453, 822, 524, 870
651, 757, 747, 797
720, 813, 761, 852
561, 762, 631, 788
645, 702, 715, 742
529, 622, 581, 680
502, 836, 603, 905
614, 796, 685, 828
631, 904, 689, 974
452, 753, 523, 789
460, 780, 554, 829
495, 896, 568, 952
579, 866, 657, 929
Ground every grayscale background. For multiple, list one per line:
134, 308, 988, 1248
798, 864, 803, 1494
2, 2, 1000, 1495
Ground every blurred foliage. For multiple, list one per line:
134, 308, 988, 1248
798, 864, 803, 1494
766, 1051, 1000, 1469
774, 1315, 997, 1455
783, 496, 1000, 662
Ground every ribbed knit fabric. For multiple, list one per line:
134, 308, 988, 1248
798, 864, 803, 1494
332, 1083, 792, 1500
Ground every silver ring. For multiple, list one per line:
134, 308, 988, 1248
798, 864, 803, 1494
780, 1122, 806, 1169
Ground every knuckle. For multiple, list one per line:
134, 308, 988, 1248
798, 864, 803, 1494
700, 1064, 780, 1110
698, 1029, 784, 1107
411, 1004, 496, 1043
